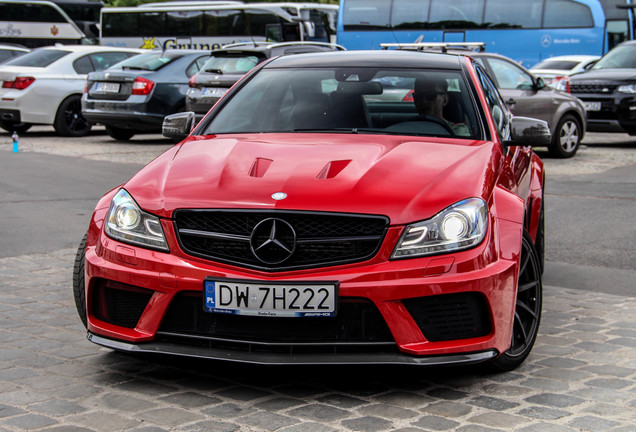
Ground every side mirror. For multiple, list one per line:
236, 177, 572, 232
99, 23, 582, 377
504, 116, 551, 147
535, 76, 546, 90
163, 112, 195, 141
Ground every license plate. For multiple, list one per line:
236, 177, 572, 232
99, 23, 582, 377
202, 87, 227, 97
584, 101, 601, 111
204, 278, 338, 317
94, 82, 120, 93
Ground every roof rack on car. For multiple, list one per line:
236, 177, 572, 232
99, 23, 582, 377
221, 41, 345, 51
380, 42, 486, 53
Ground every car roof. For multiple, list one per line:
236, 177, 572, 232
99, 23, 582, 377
34, 45, 144, 53
0, 43, 30, 52
263, 50, 464, 70
531, 55, 600, 63
216, 42, 344, 56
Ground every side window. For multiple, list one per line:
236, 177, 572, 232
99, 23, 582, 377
544, 0, 593, 28
185, 55, 209, 77
475, 64, 510, 140
73, 55, 94, 74
487, 58, 533, 90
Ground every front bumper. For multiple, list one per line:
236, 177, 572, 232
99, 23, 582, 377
576, 93, 636, 134
84, 215, 520, 366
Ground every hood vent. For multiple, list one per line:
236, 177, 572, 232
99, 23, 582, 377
317, 160, 351, 179
248, 157, 273, 178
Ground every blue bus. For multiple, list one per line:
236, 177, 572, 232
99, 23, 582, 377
336, 0, 633, 67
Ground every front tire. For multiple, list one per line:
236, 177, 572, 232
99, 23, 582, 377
73, 234, 88, 329
54, 95, 92, 137
549, 114, 581, 158
488, 230, 542, 372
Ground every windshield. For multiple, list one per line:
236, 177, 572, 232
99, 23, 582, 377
202, 67, 481, 139
593, 44, 636, 69
114, 51, 182, 71
4, 49, 70, 68
202, 54, 263, 74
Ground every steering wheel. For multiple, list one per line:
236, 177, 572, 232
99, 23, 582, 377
420, 115, 456, 137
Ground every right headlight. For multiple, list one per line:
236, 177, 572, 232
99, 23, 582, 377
105, 189, 169, 252
391, 198, 488, 259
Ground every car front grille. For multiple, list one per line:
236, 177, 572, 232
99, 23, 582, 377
173, 210, 389, 271
156, 292, 397, 355
570, 82, 619, 94
403, 293, 492, 342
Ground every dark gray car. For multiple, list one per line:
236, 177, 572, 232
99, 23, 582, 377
468, 52, 587, 158
186, 42, 344, 121
82, 49, 210, 141
382, 43, 587, 158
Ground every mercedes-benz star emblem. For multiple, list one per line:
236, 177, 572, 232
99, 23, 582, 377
250, 218, 296, 264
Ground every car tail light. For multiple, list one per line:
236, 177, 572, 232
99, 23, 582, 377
403, 89, 414, 102
131, 77, 155, 95
552, 76, 570, 93
188, 75, 197, 88
84, 77, 88, 93
2, 76, 35, 90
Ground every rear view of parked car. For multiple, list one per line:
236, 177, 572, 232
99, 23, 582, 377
186, 42, 344, 120
82, 49, 210, 141
0, 45, 142, 136
530, 55, 599, 87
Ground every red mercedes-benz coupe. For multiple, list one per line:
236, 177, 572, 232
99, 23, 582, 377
74, 50, 549, 371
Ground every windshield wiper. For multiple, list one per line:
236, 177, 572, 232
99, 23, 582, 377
204, 68, 223, 74
122, 66, 147, 71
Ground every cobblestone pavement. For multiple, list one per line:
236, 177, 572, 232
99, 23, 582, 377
1, 129, 635, 431
0, 249, 635, 432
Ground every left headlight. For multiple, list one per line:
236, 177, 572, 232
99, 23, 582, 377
105, 189, 169, 252
391, 198, 488, 259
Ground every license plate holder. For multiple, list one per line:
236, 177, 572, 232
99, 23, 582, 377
584, 101, 601, 111
94, 82, 120, 93
202, 87, 227, 97
203, 277, 338, 317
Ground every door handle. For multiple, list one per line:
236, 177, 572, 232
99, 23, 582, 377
505, 98, 516, 106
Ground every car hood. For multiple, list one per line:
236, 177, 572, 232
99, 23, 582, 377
124, 133, 501, 224
570, 69, 636, 82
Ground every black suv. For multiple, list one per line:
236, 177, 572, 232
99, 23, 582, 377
561, 40, 636, 135
186, 42, 344, 121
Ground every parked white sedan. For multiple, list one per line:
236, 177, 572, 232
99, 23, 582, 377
0, 45, 143, 136
530, 55, 600, 87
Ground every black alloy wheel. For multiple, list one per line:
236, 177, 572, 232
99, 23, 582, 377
54, 95, 92, 137
488, 230, 542, 371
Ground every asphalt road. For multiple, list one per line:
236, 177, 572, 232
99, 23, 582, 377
0, 127, 634, 296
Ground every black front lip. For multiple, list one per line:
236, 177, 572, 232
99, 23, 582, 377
87, 332, 498, 366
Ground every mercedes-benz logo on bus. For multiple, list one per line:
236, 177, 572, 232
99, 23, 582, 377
250, 218, 297, 264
